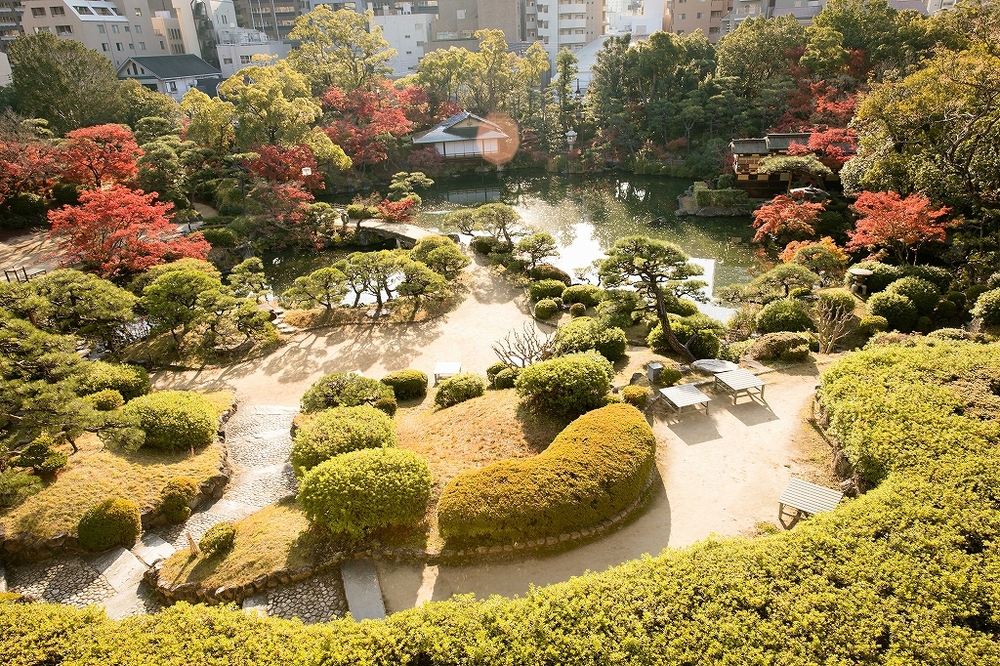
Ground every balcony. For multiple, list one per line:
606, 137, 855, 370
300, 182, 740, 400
557, 2, 585, 13
559, 17, 586, 28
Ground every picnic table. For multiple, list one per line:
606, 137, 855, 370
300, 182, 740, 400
433, 362, 462, 385
658, 384, 711, 417
779, 478, 844, 521
713, 368, 765, 404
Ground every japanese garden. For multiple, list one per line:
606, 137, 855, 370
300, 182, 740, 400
2, 0, 1000, 663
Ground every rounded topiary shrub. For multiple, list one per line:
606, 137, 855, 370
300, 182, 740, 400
85, 389, 124, 411
122, 391, 217, 451
77, 497, 142, 552
658, 367, 683, 386
380, 369, 428, 400
972, 288, 1000, 325
755, 298, 815, 334
300, 372, 394, 414
885, 276, 940, 316
434, 373, 486, 408
534, 298, 559, 320
553, 316, 628, 362
933, 298, 959, 323
946, 291, 967, 310
159, 476, 199, 524
529, 279, 569, 301
81, 362, 151, 401
291, 405, 397, 476
866, 291, 918, 332
844, 261, 904, 294
747, 332, 813, 362
437, 403, 655, 544
621, 385, 650, 409
916, 315, 934, 333
486, 361, 511, 385
904, 264, 952, 293
493, 367, 518, 389
298, 448, 432, 536
529, 264, 572, 285
648, 315, 724, 360
561, 284, 604, 307
816, 289, 856, 317
515, 352, 613, 417
664, 295, 700, 317
199, 521, 236, 555
569, 303, 587, 317
858, 315, 889, 335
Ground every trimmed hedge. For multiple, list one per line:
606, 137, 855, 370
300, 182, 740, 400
298, 447, 432, 536
77, 497, 141, 552
553, 316, 628, 362
515, 352, 613, 417
533, 298, 559, 320
885, 276, 940, 316
159, 476, 199, 524
755, 298, 814, 334
493, 367, 518, 389
972, 288, 1000, 325
529, 264, 572, 285
290, 406, 397, 476
199, 522, 236, 555
380, 369, 428, 400
300, 372, 395, 414
620, 385, 650, 409
122, 391, 218, 451
866, 291, 918, 332
437, 403, 655, 544
561, 284, 604, 306
858, 315, 888, 335
80, 362, 151, 401
85, 389, 124, 411
529, 279, 568, 301
569, 303, 587, 317
746, 332, 813, 362
434, 373, 486, 408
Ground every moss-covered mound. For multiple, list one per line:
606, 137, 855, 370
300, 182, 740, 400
3, 340, 1000, 664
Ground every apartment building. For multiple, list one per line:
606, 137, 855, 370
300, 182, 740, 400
231, 0, 309, 40
667, 0, 731, 42
18, 0, 169, 67
170, 0, 236, 67
215, 25, 288, 76
429, 0, 521, 46
372, 7, 432, 76
0, 0, 22, 51
150, 8, 184, 52
0, 50, 11, 83
530, 0, 604, 62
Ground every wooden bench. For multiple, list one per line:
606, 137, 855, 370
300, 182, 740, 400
433, 362, 462, 385
779, 478, 844, 521
714, 368, 765, 405
658, 384, 711, 417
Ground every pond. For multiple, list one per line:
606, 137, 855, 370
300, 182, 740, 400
265, 172, 758, 317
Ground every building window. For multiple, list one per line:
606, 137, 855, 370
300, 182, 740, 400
456, 8, 464, 18
240, 54, 251, 64
33, 25, 50, 32
112, 24, 118, 33
55, 24, 71, 34
710, 10, 721, 17
171, 44, 183, 53
134, 7, 141, 15
167, 81, 177, 93
679, 12, 685, 18
116, 41, 122, 50
138, 41, 145, 49
30, 6, 44, 16
134, 24, 141, 33
123, 24, 129, 31
708, 26, 719, 33
403, 34, 409, 38
223, 57, 233, 64
97, 24, 104, 32
95, 6, 111, 14
50, 6, 64, 15
101, 42, 108, 50
128, 42, 133, 48
696, 12, 702, 18
159, 39, 164, 48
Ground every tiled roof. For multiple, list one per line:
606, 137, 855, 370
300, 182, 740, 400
413, 111, 510, 144
118, 55, 220, 80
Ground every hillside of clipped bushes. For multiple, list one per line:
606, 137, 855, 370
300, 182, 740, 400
437, 403, 656, 544
3, 340, 1000, 664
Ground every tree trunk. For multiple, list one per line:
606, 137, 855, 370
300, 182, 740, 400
654, 288, 695, 363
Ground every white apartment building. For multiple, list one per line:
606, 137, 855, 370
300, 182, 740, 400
606, 0, 665, 36
19, 0, 170, 67
372, 6, 431, 76
0, 50, 11, 84
215, 25, 288, 77
529, 0, 604, 63
171, 0, 236, 67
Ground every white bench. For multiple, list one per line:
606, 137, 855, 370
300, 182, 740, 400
658, 384, 711, 417
779, 478, 844, 521
714, 368, 765, 404
433, 362, 462, 385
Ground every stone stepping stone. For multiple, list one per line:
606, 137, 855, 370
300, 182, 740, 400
252, 406, 299, 415
131, 533, 175, 567
254, 429, 292, 440
242, 592, 269, 618
691, 359, 739, 374
340, 559, 386, 621
88, 548, 146, 593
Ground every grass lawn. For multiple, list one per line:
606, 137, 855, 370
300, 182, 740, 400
0, 391, 233, 541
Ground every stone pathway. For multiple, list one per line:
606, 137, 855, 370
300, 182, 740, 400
340, 559, 386, 621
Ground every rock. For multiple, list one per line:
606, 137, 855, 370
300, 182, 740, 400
570, 532, 581, 540
252, 574, 268, 591
475, 546, 489, 555
545, 537, 558, 546
290, 567, 312, 582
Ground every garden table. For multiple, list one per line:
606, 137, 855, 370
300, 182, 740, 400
779, 478, 844, 521
714, 368, 765, 404
658, 384, 711, 417
433, 362, 462, 385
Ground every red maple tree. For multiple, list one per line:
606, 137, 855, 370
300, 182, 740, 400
847, 191, 953, 265
375, 197, 415, 222
0, 140, 60, 206
247, 145, 324, 190
60, 124, 143, 190
48, 185, 209, 279
752, 195, 826, 243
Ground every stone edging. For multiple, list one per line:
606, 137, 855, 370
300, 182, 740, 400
0, 406, 237, 566
150, 466, 659, 608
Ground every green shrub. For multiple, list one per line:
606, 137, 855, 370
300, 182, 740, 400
486, 361, 511, 385
903, 264, 952, 293
858, 315, 889, 335
816, 289, 856, 316
77, 497, 142, 551
966, 284, 989, 306
199, 227, 238, 248
620, 385, 650, 409
788, 287, 812, 300
885, 276, 940, 316
0, 469, 42, 508
380, 369, 428, 400
199, 522, 236, 555
300, 372, 394, 414
844, 261, 904, 294
291, 405, 397, 476
915, 315, 934, 333
664, 296, 700, 317
927, 328, 990, 342
648, 314, 724, 360
746, 332, 814, 362
657, 366, 683, 386
603, 393, 624, 405
438, 404, 655, 544
988, 272, 1000, 290
529, 279, 568, 301
85, 389, 124, 411
972, 288, 1000, 325
553, 316, 628, 362
561, 284, 604, 306
493, 367, 518, 389
122, 391, 218, 451
534, 298, 559, 320
946, 291, 966, 310
159, 476, 199, 524
866, 291, 918, 331
515, 352, 613, 417
569, 303, 587, 317
14, 436, 67, 475
720, 339, 754, 362
471, 236, 505, 255
298, 448, 432, 536
373, 395, 397, 416
434, 373, 486, 408
755, 299, 814, 334
529, 264, 572, 285
551, 296, 563, 309
80, 362, 151, 401
596, 289, 643, 329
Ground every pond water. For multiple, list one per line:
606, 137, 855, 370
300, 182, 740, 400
265, 172, 758, 317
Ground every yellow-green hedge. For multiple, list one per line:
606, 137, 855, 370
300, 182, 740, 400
436, 403, 655, 544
